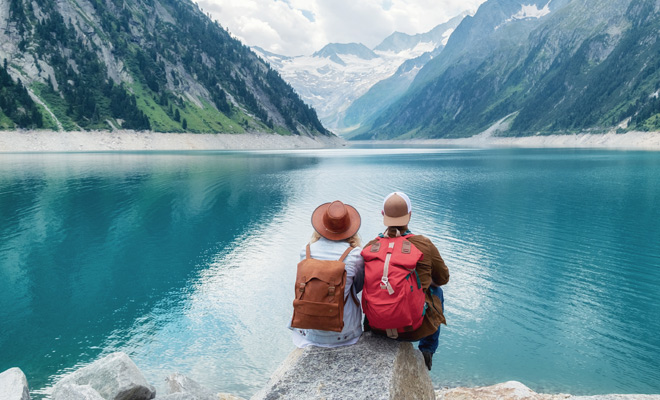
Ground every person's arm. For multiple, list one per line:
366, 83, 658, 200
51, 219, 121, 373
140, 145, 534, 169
427, 242, 449, 286
409, 235, 449, 286
344, 247, 364, 297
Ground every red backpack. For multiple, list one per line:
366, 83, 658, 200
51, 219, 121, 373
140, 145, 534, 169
361, 234, 426, 338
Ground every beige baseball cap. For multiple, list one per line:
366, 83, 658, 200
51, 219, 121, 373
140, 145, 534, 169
382, 192, 412, 226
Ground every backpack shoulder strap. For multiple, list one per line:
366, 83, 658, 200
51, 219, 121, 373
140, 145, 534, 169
338, 245, 354, 262
349, 286, 360, 307
305, 243, 311, 259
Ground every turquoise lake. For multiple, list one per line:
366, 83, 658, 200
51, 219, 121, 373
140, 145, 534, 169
1, 146, 659, 397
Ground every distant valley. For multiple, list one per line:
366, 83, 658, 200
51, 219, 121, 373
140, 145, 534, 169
257, 0, 660, 140
253, 12, 466, 135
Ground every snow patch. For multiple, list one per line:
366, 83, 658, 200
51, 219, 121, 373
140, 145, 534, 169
442, 28, 455, 46
496, 1, 552, 30
266, 44, 431, 130
513, 3, 551, 20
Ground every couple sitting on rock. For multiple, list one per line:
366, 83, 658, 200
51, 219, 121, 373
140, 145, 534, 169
289, 192, 449, 370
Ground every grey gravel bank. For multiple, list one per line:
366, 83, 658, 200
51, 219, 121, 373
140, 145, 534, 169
358, 130, 660, 151
0, 130, 345, 152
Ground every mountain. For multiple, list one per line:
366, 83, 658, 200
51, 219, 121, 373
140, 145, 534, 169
339, 13, 468, 135
313, 43, 378, 65
253, 14, 466, 134
339, 51, 436, 135
0, 0, 330, 136
373, 16, 465, 53
355, 0, 660, 139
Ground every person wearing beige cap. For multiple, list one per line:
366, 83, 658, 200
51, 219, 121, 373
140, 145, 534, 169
362, 192, 449, 370
290, 200, 365, 348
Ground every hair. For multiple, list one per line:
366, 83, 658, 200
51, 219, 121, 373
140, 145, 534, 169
385, 225, 409, 238
311, 230, 362, 248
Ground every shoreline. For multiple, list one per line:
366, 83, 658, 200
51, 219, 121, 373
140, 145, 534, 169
0, 130, 345, 152
362, 130, 660, 151
1, 129, 659, 153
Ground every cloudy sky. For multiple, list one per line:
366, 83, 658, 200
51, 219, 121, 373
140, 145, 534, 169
194, 0, 488, 56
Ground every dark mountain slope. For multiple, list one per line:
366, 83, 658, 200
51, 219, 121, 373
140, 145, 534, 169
0, 0, 329, 135
357, 0, 660, 139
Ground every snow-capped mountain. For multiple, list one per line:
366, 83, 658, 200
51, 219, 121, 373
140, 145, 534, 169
252, 13, 467, 134
360, 0, 660, 139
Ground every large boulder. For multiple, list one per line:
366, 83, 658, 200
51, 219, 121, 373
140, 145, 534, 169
162, 373, 216, 400
435, 381, 660, 400
52, 352, 156, 400
0, 368, 30, 400
436, 381, 569, 400
52, 384, 105, 400
154, 373, 246, 400
251, 332, 434, 400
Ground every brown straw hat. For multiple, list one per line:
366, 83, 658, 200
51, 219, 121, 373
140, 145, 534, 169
311, 200, 361, 241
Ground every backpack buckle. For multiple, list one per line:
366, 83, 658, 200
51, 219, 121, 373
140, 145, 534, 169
380, 277, 395, 295
328, 286, 336, 296
298, 282, 306, 293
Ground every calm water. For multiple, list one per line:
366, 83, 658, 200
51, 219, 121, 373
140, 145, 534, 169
1, 147, 659, 397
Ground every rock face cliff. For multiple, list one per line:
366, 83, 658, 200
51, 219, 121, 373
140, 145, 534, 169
353, 0, 660, 139
0, 0, 330, 136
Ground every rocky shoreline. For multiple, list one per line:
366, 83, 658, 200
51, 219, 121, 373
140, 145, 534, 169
365, 130, 660, 151
1, 129, 660, 152
2, 350, 659, 400
0, 353, 244, 400
0, 130, 345, 152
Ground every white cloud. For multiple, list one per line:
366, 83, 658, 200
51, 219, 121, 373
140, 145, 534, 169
194, 0, 487, 56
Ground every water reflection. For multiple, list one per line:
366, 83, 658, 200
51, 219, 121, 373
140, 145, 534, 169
0, 152, 321, 394
2, 148, 659, 397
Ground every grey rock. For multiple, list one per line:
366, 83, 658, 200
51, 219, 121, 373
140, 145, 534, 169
52, 352, 156, 400
155, 394, 248, 400
435, 381, 569, 400
153, 394, 194, 400
164, 373, 216, 400
250, 332, 434, 400
52, 384, 105, 400
434, 382, 660, 400
0, 367, 31, 400
218, 394, 247, 400
570, 396, 660, 400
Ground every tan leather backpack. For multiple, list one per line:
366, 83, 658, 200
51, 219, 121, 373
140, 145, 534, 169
291, 244, 357, 332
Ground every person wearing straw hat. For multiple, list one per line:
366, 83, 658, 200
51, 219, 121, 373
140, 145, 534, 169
363, 192, 449, 370
290, 200, 365, 348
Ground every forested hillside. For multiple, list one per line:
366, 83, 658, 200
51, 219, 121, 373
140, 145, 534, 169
0, 0, 329, 136
354, 0, 660, 139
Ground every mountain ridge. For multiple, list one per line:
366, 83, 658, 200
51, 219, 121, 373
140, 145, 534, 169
253, 14, 467, 134
0, 0, 330, 136
356, 0, 660, 139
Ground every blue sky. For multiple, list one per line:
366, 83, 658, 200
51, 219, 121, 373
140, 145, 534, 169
194, 0, 487, 56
